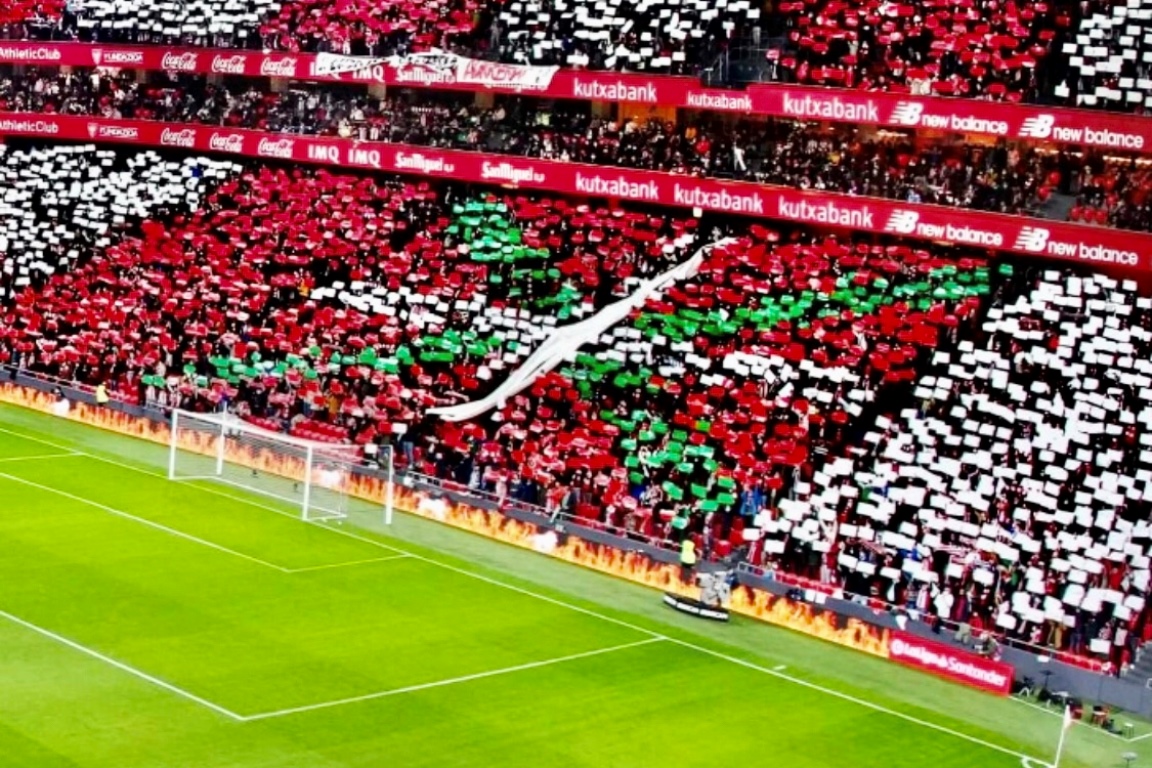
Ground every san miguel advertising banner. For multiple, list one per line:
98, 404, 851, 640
2, 42, 1152, 152
0, 113, 1148, 270
887, 631, 1014, 695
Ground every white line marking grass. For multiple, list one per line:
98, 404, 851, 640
0, 471, 291, 572
0, 425, 1051, 762
0, 608, 245, 721
284, 554, 412, 573
0, 452, 81, 463
242, 637, 664, 721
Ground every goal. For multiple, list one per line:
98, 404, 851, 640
166, 410, 393, 524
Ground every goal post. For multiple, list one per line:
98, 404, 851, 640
167, 409, 393, 525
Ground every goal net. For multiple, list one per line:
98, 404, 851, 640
166, 410, 393, 524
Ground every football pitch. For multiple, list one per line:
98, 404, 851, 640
0, 404, 1145, 768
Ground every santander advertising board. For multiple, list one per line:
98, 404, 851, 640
888, 632, 1013, 695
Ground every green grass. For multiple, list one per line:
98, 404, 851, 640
0, 403, 1146, 767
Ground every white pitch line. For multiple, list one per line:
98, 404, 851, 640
229, 507, 1044, 763
285, 554, 412, 573
0, 425, 1050, 762
0, 471, 290, 573
0, 452, 81, 463
241, 637, 664, 721
0, 608, 244, 721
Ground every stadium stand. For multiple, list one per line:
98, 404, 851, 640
0, 143, 1148, 669
768, 0, 1062, 100
3, 68, 1150, 230
0, 146, 702, 451
0, 0, 484, 53
771, 267, 1152, 670
3, 0, 1150, 113
0, 1, 63, 30
0, 145, 236, 301
1057, 0, 1152, 110
490, 0, 754, 73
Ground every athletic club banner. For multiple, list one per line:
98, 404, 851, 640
1, 113, 1148, 270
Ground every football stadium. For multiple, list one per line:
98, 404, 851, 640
2, 2, 1152, 767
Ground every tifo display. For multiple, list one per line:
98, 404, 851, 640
0, 143, 1146, 678
1, 3, 1152, 766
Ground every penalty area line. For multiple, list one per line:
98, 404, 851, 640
0, 471, 291, 573
0, 608, 244, 721
0, 426, 1055, 762
0, 452, 82, 463
285, 554, 413, 573
240, 637, 664, 721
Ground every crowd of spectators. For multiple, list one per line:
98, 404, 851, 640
1072, 161, 1152, 233
6, 0, 1152, 111
786, 266, 1152, 672
5, 68, 1151, 231
4, 143, 1150, 668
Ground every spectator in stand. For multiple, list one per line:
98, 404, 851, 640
3, 142, 1152, 667
4, 68, 1149, 231
9, 0, 1152, 114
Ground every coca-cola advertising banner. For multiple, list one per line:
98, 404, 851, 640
2, 42, 1152, 153
887, 631, 1014, 695
1, 113, 1148, 270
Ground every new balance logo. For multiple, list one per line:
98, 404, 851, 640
1013, 227, 1050, 253
1018, 115, 1055, 139
889, 102, 923, 126
884, 210, 919, 234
